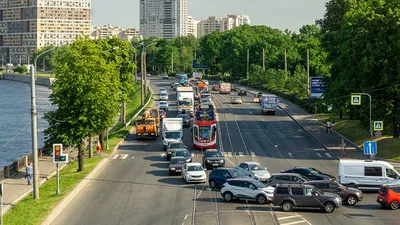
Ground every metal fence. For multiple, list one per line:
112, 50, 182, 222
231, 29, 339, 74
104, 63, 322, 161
0, 150, 42, 181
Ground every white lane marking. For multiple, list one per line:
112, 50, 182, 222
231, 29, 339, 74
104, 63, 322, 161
288, 152, 293, 157
121, 154, 129, 159
278, 215, 301, 220
224, 157, 236, 166
251, 152, 256, 157
281, 221, 307, 225
181, 214, 189, 225
112, 154, 119, 160
325, 153, 332, 158
316, 153, 322, 158
132, 156, 135, 159
239, 152, 244, 157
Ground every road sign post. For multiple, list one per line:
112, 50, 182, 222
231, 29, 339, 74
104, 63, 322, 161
53, 144, 68, 195
363, 141, 377, 155
351, 93, 373, 159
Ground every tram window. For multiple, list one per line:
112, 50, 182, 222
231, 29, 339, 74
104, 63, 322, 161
194, 127, 198, 138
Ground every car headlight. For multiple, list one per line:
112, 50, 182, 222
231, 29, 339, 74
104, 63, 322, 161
254, 174, 260, 177
207, 160, 211, 162
220, 159, 224, 163
170, 168, 176, 170
336, 197, 341, 202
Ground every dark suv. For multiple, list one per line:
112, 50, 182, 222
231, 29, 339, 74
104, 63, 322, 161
281, 167, 335, 181
306, 180, 363, 206
272, 183, 342, 213
238, 88, 247, 96
267, 173, 310, 187
203, 149, 225, 169
208, 168, 250, 189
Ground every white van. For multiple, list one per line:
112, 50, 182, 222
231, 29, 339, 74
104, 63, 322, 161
338, 160, 400, 190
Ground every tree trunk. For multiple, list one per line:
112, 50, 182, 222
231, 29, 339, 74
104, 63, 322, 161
78, 141, 84, 171
88, 136, 93, 158
122, 101, 127, 127
339, 108, 343, 120
393, 96, 399, 138
99, 132, 105, 151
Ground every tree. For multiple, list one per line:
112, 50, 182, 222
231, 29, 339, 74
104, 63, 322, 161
13, 66, 28, 74
44, 37, 122, 171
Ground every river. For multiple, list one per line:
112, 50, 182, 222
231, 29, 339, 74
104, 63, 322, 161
0, 80, 54, 167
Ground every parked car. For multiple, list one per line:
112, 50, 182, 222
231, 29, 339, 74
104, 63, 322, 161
158, 101, 169, 111
306, 180, 363, 205
177, 114, 190, 127
237, 162, 271, 182
267, 173, 310, 187
159, 110, 167, 120
281, 167, 335, 181
182, 163, 207, 183
377, 184, 400, 209
221, 178, 275, 204
169, 157, 186, 175
171, 149, 192, 162
208, 168, 251, 189
162, 74, 169, 79
203, 149, 225, 169
231, 96, 242, 104
272, 183, 342, 213
238, 88, 247, 96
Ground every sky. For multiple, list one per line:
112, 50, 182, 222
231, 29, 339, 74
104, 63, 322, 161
92, 0, 329, 32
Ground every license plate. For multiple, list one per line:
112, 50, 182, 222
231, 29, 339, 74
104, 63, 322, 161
144, 133, 148, 135
213, 164, 219, 166
378, 198, 382, 202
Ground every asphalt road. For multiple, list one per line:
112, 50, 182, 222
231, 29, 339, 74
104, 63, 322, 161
51, 77, 399, 225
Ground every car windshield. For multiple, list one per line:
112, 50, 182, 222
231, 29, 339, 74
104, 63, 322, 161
159, 89, 166, 92
171, 158, 186, 164
206, 151, 222, 157
178, 115, 189, 119
300, 175, 311, 181
250, 164, 266, 171
233, 96, 241, 99
333, 181, 346, 189
161, 93, 167, 96
169, 142, 185, 149
188, 165, 203, 171
175, 151, 190, 157
165, 132, 181, 139
159, 102, 167, 106
230, 169, 247, 178
311, 168, 323, 174
178, 100, 191, 106
313, 188, 323, 195
253, 180, 266, 188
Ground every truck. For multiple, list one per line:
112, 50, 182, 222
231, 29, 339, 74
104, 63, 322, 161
162, 118, 183, 150
219, 82, 231, 94
176, 74, 188, 86
177, 86, 194, 117
260, 95, 278, 115
135, 108, 160, 140
193, 72, 202, 79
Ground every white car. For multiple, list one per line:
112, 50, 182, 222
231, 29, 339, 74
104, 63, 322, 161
221, 178, 275, 204
182, 163, 207, 183
237, 162, 271, 182
159, 88, 167, 94
159, 91, 168, 101
158, 101, 169, 111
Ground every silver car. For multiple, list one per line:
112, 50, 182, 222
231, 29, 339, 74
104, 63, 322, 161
169, 156, 186, 175
231, 96, 242, 104
159, 92, 169, 101
237, 162, 271, 182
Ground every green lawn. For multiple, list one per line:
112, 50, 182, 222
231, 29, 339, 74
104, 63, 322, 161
318, 114, 400, 160
36, 72, 55, 78
3, 157, 103, 225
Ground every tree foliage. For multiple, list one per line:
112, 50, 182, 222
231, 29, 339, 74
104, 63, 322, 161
13, 66, 28, 74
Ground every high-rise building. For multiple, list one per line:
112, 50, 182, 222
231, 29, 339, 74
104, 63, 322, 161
140, 0, 187, 40
91, 25, 140, 41
197, 15, 250, 38
0, 0, 91, 65
186, 16, 198, 38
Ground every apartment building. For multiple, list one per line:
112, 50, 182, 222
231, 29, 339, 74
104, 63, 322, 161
197, 14, 251, 38
0, 0, 91, 65
139, 0, 187, 39
187, 16, 198, 37
91, 25, 140, 41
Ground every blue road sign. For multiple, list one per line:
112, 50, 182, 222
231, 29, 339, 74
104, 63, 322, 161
310, 77, 326, 98
192, 60, 207, 69
375, 131, 382, 138
374, 121, 383, 131
363, 141, 377, 155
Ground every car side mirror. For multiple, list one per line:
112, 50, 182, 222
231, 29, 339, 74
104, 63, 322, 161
245, 168, 249, 171
252, 187, 257, 191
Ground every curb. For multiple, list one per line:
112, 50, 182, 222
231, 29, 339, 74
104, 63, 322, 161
41, 158, 108, 225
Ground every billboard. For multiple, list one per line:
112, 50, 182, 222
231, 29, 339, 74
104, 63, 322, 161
310, 77, 326, 98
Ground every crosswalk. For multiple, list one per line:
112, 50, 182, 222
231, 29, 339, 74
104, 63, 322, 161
275, 212, 311, 225
222, 150, 335, 159
112, 154, 131, 160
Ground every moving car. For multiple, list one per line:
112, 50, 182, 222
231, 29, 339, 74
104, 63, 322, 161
230, 96, 242, 104
182, 163, 207, 183
162, 74, 169, 79
253, 92, 263, 103
171, 149, 192, 162
267, 173, 310, 187
159, 92, 169, 101
237, 162, 271, 182
272, 183, 342, 213
203, 149, 225, 169
159, 88, 167, 94
158, 101, 169, 111
377, 184, 400, 209
169, 157, 186, 175
146, 73, 151, 77
177, 113, 190, 127
159, 110, 167, 120
166, 141, 187, 161
208, 168, 251, 188
212, 84, 220, 91
306, 180, 363, 206
281, 167, 335, 181
221, 178, 275, 204
238, 88, 247, 96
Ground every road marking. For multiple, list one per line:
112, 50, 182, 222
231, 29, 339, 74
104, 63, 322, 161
325, 153, 332, 158
112, 154, 119, 160
278, 215, 300, 220
239, 152, 243, 157
132, 156, 135, 159
316, 153, 322, 158
281, 221, 307, 225
121, 154, 129, 159
251, 152, 256, 157
223, 152, 228, 157
288, 152, 293, 157
227, 152, 232, 157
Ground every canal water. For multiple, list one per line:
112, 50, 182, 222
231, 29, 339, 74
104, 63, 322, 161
0, 80, 54, 167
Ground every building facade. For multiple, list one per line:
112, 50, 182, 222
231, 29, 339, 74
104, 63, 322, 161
0, 0, 91, 65
197, 14, 250, 38
91, 25, 140, 41
186, 16, 198, 38
140, 0, 187, 40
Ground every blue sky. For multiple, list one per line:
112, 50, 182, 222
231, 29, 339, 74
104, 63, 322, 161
92, 0, 328, 32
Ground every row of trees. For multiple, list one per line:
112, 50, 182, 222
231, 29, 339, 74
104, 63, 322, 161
44, 37, 135, 171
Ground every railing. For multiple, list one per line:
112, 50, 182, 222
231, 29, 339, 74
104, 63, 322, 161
0, 149, 43, 181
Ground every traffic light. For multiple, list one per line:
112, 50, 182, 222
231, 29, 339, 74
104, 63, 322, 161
53, 144, 68, 163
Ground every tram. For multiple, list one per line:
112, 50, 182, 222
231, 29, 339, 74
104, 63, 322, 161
192, 104, 217, 149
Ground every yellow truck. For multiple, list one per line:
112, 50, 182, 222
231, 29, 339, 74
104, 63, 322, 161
135, 108, 160, 140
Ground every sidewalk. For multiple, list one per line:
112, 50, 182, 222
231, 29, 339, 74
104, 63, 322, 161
1, 151, 77, 214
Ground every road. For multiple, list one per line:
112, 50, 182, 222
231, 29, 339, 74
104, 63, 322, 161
51, 77, 399, 225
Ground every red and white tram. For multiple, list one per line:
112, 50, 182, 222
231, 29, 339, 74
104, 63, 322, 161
192, 104, 217, 149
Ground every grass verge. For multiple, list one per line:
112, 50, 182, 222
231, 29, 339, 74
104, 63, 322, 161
318, 114, 400, 160
3, 157, 103, 225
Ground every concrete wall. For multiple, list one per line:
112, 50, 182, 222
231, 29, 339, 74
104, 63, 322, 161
0, 73, 55, 89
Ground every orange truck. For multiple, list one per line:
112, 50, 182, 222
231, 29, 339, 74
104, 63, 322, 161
135, 108, 160, 140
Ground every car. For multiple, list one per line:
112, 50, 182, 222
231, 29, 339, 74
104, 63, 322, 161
208, 168, 251, 189
173, 83, 180, 90
159, 110, 167, 120
272, 183, 342, 213
266, 173, 310, 187
377, 184, 400, 209
159, 92, 169, 101
159, 88, 167, 94
221, 178, 275, 204
171, 149, 192, 162
182, 163, 207, 183
306, 180, 363, 206
203, 149, 225, 169
230, 96, 242, 104
238, 88, 247, 96
212, 84, 220, 91
281, 167, 335, 181
218, 81, 224, 86
146, 73, 151, 77
166, 141, 187, 160
237, 162, 271, 182
169, 156, 186, 175
177, 113, 190, 127
254, 92, 263, 103
158, 101, 169, 111
162, 74, 169, 79
202, 80, 209, 85
200, 98, 212, 106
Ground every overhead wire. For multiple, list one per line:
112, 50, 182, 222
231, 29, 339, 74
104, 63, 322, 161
0, 118, 32, 151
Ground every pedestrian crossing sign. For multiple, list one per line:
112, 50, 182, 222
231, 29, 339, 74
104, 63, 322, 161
374, 121, 383, 131
351, 95, 361, 105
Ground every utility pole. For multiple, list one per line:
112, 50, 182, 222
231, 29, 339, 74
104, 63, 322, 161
30, 66, 39, 199
43, 58, 45, 72
246, 49, 249, 80
134, 50, 137, 82
141, 51, 146, 106
284, 48, 288, 76
262, 48, 265, 72
307, 49, 310, 97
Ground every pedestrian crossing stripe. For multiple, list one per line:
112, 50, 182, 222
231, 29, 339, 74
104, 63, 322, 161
351, 94, 361, 105
112, 154, 130, 159
374, 121, 383, 131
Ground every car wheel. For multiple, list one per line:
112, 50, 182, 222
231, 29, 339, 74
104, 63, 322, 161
282, 201, 294, 212
209, 180, 216, 188
347, 195, 357, 206
390, 200, 400, 210
223, 192, 233, 202
324, 202, 336, 213
256, 194, 267, 204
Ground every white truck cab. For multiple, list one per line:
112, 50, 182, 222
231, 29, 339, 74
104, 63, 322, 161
162, 118, 183, 150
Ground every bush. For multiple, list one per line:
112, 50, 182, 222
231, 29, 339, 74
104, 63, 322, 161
14, 66, 28, 74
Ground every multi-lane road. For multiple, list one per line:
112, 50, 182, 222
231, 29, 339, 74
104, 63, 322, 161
51, 78, 399, 225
